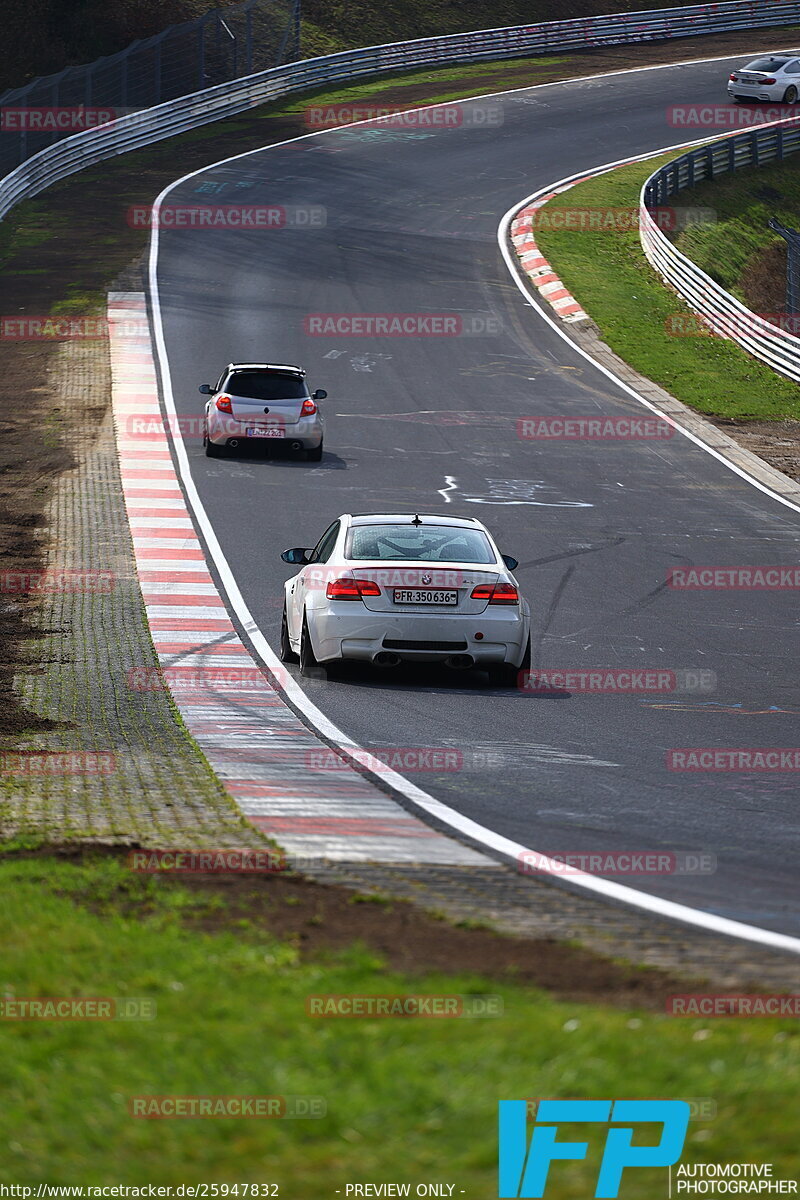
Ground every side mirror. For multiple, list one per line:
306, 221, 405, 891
281, 547, 312, 565
312, 389, 327, 400
502, 554, 519, 571
198, 383, 214, 395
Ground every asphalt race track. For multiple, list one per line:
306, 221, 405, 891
152, 52, 800, 937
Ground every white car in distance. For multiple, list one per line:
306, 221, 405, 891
727, 55, 800, 103
279, 512, 531, 687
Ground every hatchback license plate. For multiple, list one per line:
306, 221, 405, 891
393, 589, 457, 605
246, 427, 283, 438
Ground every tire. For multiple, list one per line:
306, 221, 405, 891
306, 440, 323, 462
279, 603, 298, 663
785, 86, 798, 104
487, 635, 530, 689
299, 615, 322, 678
204, 424, 223, 457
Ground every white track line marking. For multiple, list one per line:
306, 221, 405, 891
148, 55, 800, 954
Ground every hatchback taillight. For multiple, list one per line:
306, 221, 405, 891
326, 576, 381, 600
301, 398, 317, 416
470, 582, 519, 605
215, 395, 232, 413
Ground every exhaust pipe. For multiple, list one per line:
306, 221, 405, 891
373, 651, 401, 668
444, 654, 475, 670
291, 440, 303, 451
228, 439, 239, 448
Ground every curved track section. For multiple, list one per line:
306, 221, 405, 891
151, 54, 800, 939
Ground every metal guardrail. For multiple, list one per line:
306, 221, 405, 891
641, 117, 800, 383
3, 0, 800, 224
0, 0, 301, 178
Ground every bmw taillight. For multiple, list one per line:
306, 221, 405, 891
762, 77, 777, 85
729, 73, 738, 81
215, 395, 232, 413
326, 576, 381, 600
470, 582, 519, 605
301, 398, 317, 416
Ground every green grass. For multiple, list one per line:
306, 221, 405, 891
533, 157, 800, 420
672, 159, 800, 296
0, 854, 797, 1189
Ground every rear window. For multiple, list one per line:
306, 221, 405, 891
225, 371, 307, 400
745, 58, 787, 71
345, 524, 496, 564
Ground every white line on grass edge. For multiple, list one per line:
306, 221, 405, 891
147, 55, 800, 954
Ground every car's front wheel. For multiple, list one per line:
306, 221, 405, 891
279, 603, 298, 663
785, 85, 799, 103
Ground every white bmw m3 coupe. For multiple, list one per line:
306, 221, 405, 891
279, 512, 531, 686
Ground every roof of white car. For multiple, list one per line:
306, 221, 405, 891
226, 362, 305, 374
348, 513, 483, 528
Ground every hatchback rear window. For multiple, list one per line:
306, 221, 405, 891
746, 58, 787, 71
225, 372, 307, 400
346, 524, 496, 564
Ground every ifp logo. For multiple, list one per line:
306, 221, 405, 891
498, 1099, 690, 1197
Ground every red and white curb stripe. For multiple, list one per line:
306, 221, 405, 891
108, 292, 490, 867
510, 182, 590, 323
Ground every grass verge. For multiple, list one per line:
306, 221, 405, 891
532, 156, 800, 420
0, 853, 797, 1186
670, 155, 800, 318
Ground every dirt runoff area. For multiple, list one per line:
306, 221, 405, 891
3, 23, 800, 735
22, 843, 704, 1006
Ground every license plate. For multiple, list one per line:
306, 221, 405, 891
246, 427, 283, 438
393, 589, 458, 605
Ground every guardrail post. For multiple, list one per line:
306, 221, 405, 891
751, 129, 759, 167
293, 0, 302, 59
245, 5, 253, 74
198, 15, 208, 89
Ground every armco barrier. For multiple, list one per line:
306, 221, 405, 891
4, 1, 800, 222
641, 118, 800, 383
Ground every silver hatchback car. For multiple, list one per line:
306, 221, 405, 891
200, 363, 326, 460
